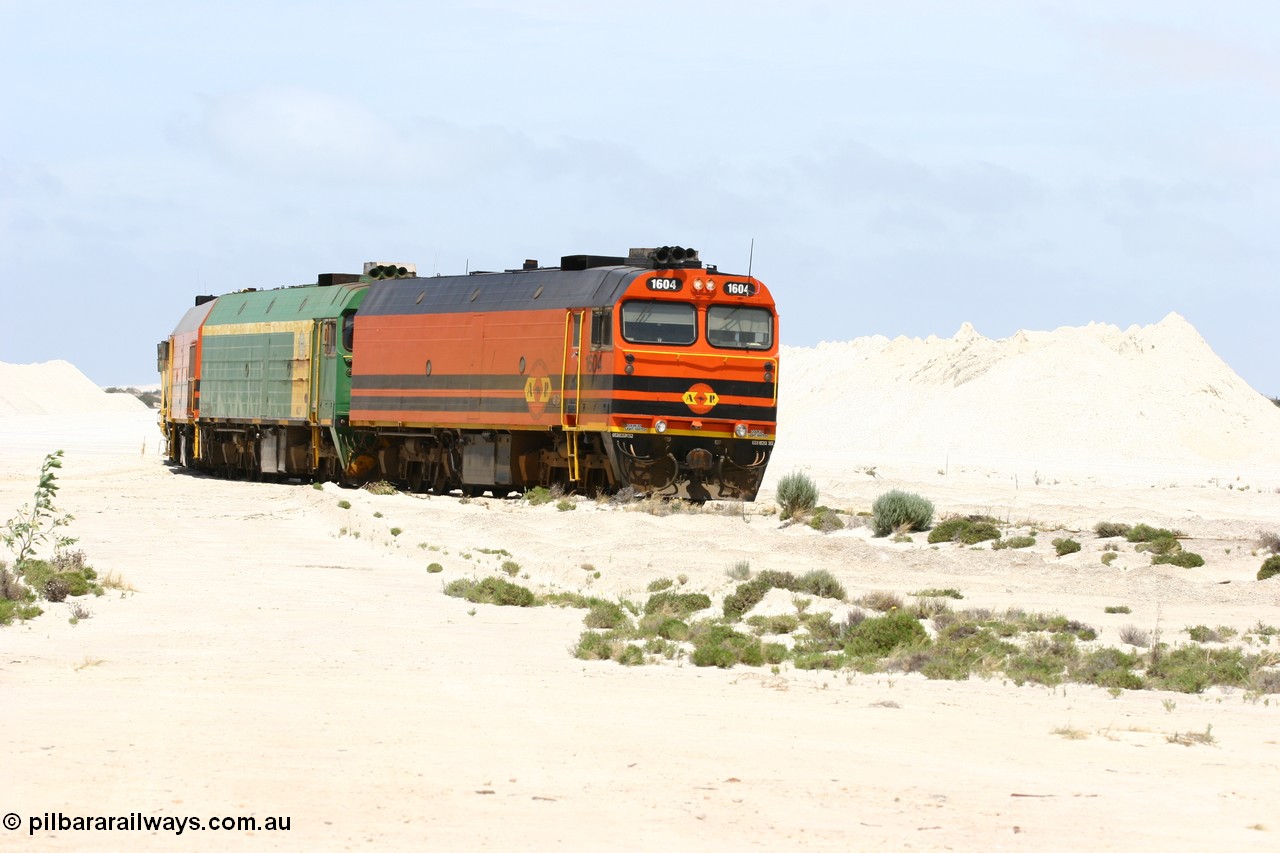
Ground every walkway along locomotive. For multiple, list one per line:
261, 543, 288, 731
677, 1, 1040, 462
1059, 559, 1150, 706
156, 247, 779, 501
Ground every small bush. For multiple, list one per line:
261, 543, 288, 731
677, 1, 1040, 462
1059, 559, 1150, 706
870, 490, 935, 537
644, 591, 711, 618
1136, 535, 1180, 556
1093, 521, 1132, 539
1257, 530, 1280, 555
1119, 625, 1151, 647
1126, 523, 1177, 543
912, 587, 963, 600
775, 471, 819, 519
725, 560, 751, 581
927, 517, 998, 545
1153, 552, 1204, 568
1258, 555, 1280, 581
584, 601, 630, 630
857, 590, 904, 613
443, 577, 536, 607
426, 563, 444, 573
745, 614, 801, 635
363, 480, 397, 495
795, 569, 845, 600
1104, 605, 1131, 614
1101, 552, 1118, 566
993, 535, 1035, 550
691, 624, 766, 668
525, 486, 555, 506
43, 575, 70, 603
501, 559, 521, 576
337, 500, 351, 510
722, 571, 799, 621
389, 527, 402, 537
808, 506, 846, 533
556, 499, 576, 512
845, 611, 929, 658
647, 577, 674, 592
1052, 538, 1081, 556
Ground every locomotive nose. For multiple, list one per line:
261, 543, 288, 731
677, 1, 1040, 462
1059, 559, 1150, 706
685, 448, 714, 471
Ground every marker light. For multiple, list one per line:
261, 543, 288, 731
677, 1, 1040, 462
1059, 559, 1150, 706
655, 419, 668, 434
693, 279, 704, 292
734, 423, 748, 438
705, 280, 716, 293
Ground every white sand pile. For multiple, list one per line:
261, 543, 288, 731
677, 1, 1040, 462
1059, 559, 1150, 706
0, 360, 147, 417
773, 312, 1280, 483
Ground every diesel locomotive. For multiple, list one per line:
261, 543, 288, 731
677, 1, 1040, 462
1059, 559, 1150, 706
157, 247, 779, 501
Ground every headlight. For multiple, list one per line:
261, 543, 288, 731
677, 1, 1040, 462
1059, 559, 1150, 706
734, 423, 748, 438
655, 419, 668, 434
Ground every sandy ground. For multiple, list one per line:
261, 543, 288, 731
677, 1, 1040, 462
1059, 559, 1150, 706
2, 408, 1279, 851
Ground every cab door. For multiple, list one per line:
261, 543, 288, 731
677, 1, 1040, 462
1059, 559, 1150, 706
311, 318, 338, 424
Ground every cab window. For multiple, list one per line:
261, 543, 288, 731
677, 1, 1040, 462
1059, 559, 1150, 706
620, 301, 696, 346
707, 305, 773, 350
342, 314, 356, 352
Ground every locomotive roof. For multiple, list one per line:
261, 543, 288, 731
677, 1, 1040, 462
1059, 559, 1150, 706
204, 280, 367, 325
359, 266, 648, 317
168, 297, 217, 336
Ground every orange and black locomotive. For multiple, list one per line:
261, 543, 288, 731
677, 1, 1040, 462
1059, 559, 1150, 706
158, 246, 779, 500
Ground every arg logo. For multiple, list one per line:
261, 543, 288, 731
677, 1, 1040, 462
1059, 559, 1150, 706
682, 383, 719, 414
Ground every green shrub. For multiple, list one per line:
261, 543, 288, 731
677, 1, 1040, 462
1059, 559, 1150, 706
364, 480, 397, 495
1137, 535, 1180, 556
1258, 555, 1280, 581
927, 517, 999, 545
1126, 523, 1177, 543
722, 571, 799, 620
808, 507, 845, 533
501, 559, 521, 576
795, 569, 845, 600
1093, 521, 1132, 539
1101, 552, 1118, 566
573, 630, 618, 660
556, 499, 576, 512
617, 645, 645, 666
844, 611, 928, 658
870, 490, 935, 537
912, 587, 963, 600
690, 624, 765, 668
584, 601, 630, 630
993, 535, 1035, 550
1070, 647, 1144, 690
1104, 605, 1131, 614
775, 471, 819, 519
426, 563, 444, 573
337, 500, 351, 510
644, 591, 711, 618
1146, 645, 1250, 693
443, 577, 536, 607
725, 560, 751, 581
647, 577, 674, 592
656, 618, 690, 641
1052, 538, 1081, 556
1153, 551, 1204, 568
745, 614, 800, 635
525, 486, 555, 506
389, 527, 402, 537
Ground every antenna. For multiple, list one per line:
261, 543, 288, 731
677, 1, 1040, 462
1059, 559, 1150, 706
747, 238, 755, 279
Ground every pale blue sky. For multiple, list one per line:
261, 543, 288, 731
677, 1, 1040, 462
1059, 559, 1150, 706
2, 1, 1276, 394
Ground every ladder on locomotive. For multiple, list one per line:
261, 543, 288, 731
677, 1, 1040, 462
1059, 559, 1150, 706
559, 309, 585, 482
